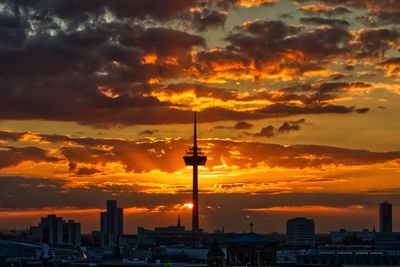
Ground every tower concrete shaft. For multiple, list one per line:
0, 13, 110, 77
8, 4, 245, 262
183, 111, 207, 234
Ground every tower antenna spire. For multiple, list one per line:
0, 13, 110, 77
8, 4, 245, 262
194, 111, 197, 149
183, 111, 207, 235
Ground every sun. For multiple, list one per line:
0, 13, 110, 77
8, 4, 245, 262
183, 203, 193, 209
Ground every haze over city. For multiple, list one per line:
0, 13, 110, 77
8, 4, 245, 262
0, 0, 400, 234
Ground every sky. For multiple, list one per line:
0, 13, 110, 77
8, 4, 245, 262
0, 0, 400, 234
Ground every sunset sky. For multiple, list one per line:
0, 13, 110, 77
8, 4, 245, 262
0, 0, 400, 234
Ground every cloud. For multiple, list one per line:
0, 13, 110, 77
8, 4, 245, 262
234, 121, 254, 130
278, 118, 306, 133
355, 28, 400, 58
76, 167, 100, 176
191, 9, 228, 31
253, 119, 306, 138
355, 107, 370, 114
299, 5, 352, 16
195, 19, 353, 82
302, 0, 400, 25
214, 121, 254, 130
0, 0, 378, 127
139, 129, 159, 135
254, 125, 275, 137
2, 175, 400, 233
0, 131, 26, 142
378, 57, 400, 78
0, 146, 59, 169
234, 0, 276, 8
29, 133, 400, 171
300, 17, 350, 27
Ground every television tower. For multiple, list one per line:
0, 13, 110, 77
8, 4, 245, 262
183, 111, 207, 234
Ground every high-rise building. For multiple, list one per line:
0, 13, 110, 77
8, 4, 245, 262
40, 215, 63, 246
380, 201, 392, 233
286, 217, 315, 246
100, 200, 123, 247
39, 215, 81, 247
64, 220, 81, 246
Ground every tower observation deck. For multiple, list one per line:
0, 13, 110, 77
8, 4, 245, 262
183, 111, 207, 234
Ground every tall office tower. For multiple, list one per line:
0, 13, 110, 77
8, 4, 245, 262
286, 217, 316, 246
100, 200, 123, 247
183, 112, 207, 234
380, 201, 392, 233
63, 220, 81, 247
40, 215, 64, 246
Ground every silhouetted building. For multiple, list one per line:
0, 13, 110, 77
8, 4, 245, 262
137, 215, 198, 246
39, 215, 81, 246
101, 200, 123, 247
63, 220, 81, 246
287, 217, 315, 246
225, 232, 277, 266
331, 229, 374, 244
91, 230, 102, 247
297, 246, 400, 266
207, 240, 225, 267
40, 215, 63, 246
380, 201, 392, 233
183, 112, 207, 234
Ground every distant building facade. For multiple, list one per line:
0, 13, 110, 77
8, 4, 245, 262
296, 246, 400, 266
137, 215, 197, 247
64, 220, 81, 247
100, 200, 123, 247
380, 201, 392, 233
40, 215, 63, 246
225, 232, 277, 266
38, 215, 81, 247
287, 217, 315, 246
207, 240, 225, 267
331, 229, 375, 244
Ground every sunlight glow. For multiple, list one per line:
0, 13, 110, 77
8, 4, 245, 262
183, 203, 193, 209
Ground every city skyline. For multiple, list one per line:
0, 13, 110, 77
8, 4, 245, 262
0, 0, 400, 233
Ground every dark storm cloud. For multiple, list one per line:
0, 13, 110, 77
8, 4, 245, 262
61, 146, 115, 170
32, 133, 400, 172
254, 125, 275, 137
379, 57, 400, 66
254, 119, 305, 138
259, 103, 353, 116
299, 0, 400, 25
0, 131, 26, 142
378, 57, 400, 78
278, 118, 306, 133
2, 175, 400, 228
75, 167, 100, 176
234, 121, 253, 130
0, 146, 59, 169
0, 19, 206, 126
355, 108, 370, 114
154, 83, 238, 102
0, 13, 27, 48
4, 0, 197, 24
0, 1, 385, 127
355, 28, 400, 58
139, 129, 159, 135
196, 19, 352, 80
151, 82, 368, 120
300, 17, 350, 27
299, 5, 352, 17
213, 121, 253, 130
191, 9, 228, 32
280, 81, 371, 95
